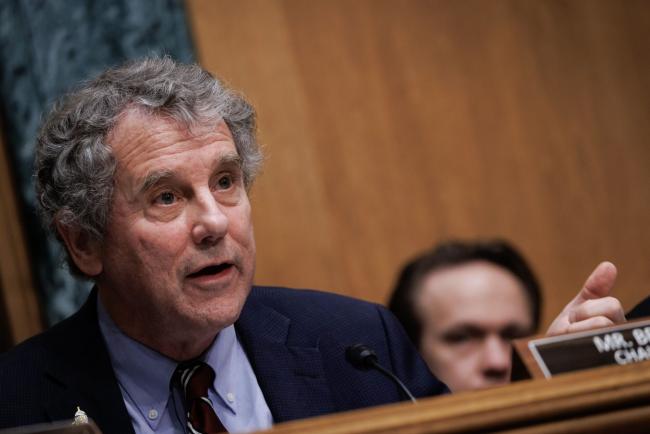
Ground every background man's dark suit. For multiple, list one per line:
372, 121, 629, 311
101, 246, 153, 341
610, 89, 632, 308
0, 286, 446, 433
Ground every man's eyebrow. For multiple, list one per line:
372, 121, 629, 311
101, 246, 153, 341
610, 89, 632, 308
137, 169, 175, 196
443, 324, 485, 336
219, 153, 243, 169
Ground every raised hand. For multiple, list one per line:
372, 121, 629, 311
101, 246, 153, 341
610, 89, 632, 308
546, 261, 625, 336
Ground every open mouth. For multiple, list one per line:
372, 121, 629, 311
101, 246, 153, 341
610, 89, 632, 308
187, 263, 233, 279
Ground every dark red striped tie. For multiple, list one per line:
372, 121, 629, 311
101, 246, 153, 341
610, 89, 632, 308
174, 361, 227, 434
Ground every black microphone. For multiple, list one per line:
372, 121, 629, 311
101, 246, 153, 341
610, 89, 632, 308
346, 343, 417, 403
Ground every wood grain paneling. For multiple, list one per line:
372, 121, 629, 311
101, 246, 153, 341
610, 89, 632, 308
188, 0, 650, 327
253, 360, 650, 433
0, 126, 42, 345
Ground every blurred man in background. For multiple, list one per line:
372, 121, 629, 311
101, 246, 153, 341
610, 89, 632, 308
388, 240, 542, 392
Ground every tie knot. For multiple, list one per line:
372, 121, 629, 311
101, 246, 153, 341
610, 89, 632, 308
175, 360, 215, 400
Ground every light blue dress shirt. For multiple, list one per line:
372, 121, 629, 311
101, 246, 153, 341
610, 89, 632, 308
97, 299, 273, 433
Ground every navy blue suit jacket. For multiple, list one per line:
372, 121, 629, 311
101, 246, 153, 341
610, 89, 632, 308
0, 286, 446, 432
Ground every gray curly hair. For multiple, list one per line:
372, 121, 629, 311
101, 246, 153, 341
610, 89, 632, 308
35, 56, 263, 276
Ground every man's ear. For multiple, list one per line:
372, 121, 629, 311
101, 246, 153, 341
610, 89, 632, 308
56, 221, 103, 276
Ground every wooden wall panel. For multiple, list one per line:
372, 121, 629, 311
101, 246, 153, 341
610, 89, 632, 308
187, 0, 650, 327
0, 126, 42, 345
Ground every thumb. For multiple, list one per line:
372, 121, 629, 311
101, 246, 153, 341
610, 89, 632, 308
572, 261, 618, 306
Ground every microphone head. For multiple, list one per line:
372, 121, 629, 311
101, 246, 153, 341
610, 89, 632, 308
346, 344, 379, 369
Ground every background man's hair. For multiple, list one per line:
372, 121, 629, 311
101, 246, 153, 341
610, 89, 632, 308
35, 56, 263, 276
387, 239, 542, 347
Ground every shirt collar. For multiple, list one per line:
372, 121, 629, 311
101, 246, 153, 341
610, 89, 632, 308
97, 299, 178, 430
96, 297, 239, 428
203, 324, 239, 414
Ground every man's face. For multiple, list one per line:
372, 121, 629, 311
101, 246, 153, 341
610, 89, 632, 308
416, 261, 534, 392
95, 110, 255, 354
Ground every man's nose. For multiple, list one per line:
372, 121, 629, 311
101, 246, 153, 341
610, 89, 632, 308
480, 335, 511, 380
190, 192, 228, 246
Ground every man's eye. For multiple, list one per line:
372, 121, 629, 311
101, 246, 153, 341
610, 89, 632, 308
217, 175, 233, 190
441, 328, 484, 345
155, 191, 177, 205
501, 327, 532, 341
442, 333, 471, 344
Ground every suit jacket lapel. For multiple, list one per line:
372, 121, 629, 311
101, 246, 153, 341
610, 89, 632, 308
40, 287, 337, 428
41, 290, 135, 434
236, 296, 336, 423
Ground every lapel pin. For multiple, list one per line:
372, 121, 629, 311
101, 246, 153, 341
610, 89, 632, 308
72, 406, 89, 425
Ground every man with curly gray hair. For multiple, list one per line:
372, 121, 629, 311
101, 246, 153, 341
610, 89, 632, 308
0, 57, 625, 433
0, 57, 447, 433
35, 56, 263, 277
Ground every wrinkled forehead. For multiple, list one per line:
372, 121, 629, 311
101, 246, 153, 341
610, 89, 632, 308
105, 109, 237, 191
107, 106, 228, 143
107, 108, 232, 158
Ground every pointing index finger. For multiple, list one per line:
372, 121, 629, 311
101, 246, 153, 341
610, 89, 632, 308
575, 261, 618, 305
